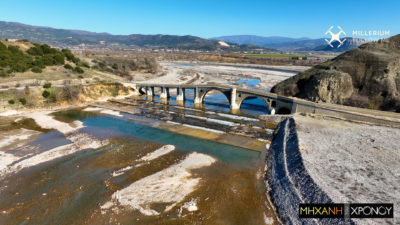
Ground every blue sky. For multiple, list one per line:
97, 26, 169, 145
0, 0, 399, 38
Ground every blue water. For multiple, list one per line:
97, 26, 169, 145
229, 78, 261, 89
81, 115, 260, 166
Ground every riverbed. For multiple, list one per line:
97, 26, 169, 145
0, 91, 280, 224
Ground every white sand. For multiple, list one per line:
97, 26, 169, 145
108, 152, 216, 216
4, 133, 108, 176
213, 112, 259, 121
139, 145, 175, 161
295, 115, 400, 225
166, 121, 225, 133
178, 198, 198, 217
155, 62, 305, 88
112, 165, 133, 177
0, 151, 20, 171
181, 124, 225, 134
263, 213, 274, 225
83, 107, 122, 117
0, 129, 34, 149
185, 114, 239, 126
0, 113, 108, 178
0, 110, 19, 116
111, 145, 176, 177
28, 111, 84, 134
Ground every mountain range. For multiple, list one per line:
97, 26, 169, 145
0, 21, 365, 52
211, 35, 366, 52
0, 21, 267, 51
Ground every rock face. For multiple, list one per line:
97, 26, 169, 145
272, 34, 400, 112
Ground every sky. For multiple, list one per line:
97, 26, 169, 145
0, 0, 399, 38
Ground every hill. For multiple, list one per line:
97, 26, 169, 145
271, 34, 400, 112
0, 21, 269, 51
0, 39, 84, 77
210, 35, 310, 46
211, 35, 366, 52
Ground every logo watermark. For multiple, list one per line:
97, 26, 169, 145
352, 30, 391, 42
324, 26, 347, 48
299, 203, 394, 219
324, 26, 391, 48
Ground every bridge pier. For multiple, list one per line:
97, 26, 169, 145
146, 86, 155, 97
194, 87, 202, 105
176, 87, 185, 106
160, 87, 170, 99
230, 88, 240, 110
176, 87, 185, 101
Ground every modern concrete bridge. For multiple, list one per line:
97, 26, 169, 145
133, 83, 296, 114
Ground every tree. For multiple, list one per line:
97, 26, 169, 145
64, 64, 73, 70
43, 83, 52, 88
74, 66, 84, 74
54, 54, 65, 65
31, 66, 42, 73
42, 90, 50, 98
19, 98, 27, 105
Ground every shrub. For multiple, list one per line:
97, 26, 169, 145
0, 42, 6, 50
31, 66, 42, 73
64, 64, 73, 70
43, 82, 52, 88
42, 90, 50, 98
111, 87, 119, 97
8, 99, 15, 104
74, 66, 84, 74
81, 62, 90, 68
19, 98, 27, 105
62, 86, 81, 101
284, 83, 299, 96
343, 94, 370, 108
54, 54, 65, 65
62, 49, 80, 63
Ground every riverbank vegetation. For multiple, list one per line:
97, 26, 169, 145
0, 83, 130, 110
0, 39, 88, 77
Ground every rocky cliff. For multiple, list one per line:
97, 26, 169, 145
271, 34, 400, 112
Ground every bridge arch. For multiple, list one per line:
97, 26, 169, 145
238, 96, 271, 113
200, 88, 231, 104
276, 106, 291, 114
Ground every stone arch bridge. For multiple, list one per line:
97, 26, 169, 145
133, 83, 296, 114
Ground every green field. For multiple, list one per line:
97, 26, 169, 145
244, 53, 308, 58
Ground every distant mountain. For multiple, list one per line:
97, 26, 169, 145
211, 35, 366, 52
312, 38, 367, 52
210, 35, 310, 46
0, 21, 270, 51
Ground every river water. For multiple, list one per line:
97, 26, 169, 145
0, 93, 278, 225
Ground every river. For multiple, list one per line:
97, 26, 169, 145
0, 92, 279, 225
